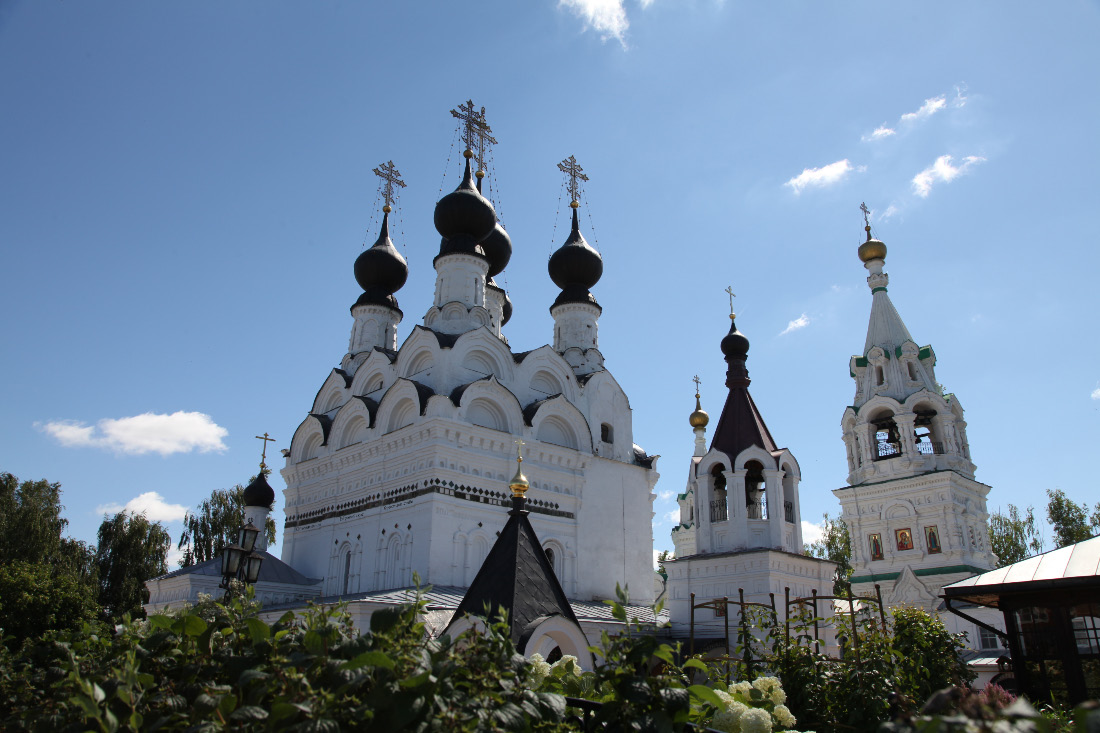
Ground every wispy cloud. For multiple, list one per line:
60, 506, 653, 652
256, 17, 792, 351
911, 154, 985, 198
780, 314, 810, 336
801, 520, 825, 546
862, 125, 896, 142
784, 159, 857, 194
96, 491, 189, 522
880, 204, 900, 220
664, 509, 680, 524
39, 411, 229, 456
1091, 387, 1100, 401
658, 490, 676, 501
560, 0, 630, 44
900, 95, 947, 123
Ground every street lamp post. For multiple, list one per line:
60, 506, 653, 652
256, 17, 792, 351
220, 521, 264, 599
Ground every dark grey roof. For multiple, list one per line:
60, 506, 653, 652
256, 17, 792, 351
308, 413, 333, 444
447, 498, 580, 645
522, 396, 562, 426
352, 395, 379, 427
413, 325, 460, 349
152, 551, 322, 587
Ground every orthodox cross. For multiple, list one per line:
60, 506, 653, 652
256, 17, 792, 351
725, 286, 736, 317
557, 155, 589, 205
860, 201, 871, 228
372, 161, 406, 211
692, 374, 702, 395
255, 432, 277, 469
514, 438, 525, 463
450, 99, 487, 153
472, 106, 497, 174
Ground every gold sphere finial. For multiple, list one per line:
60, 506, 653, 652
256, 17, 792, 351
463, 149, 474, 159
569, 200, 580, 209
383, 204, 392, 214
509, 440, 529, 497
476, 170, 485, 179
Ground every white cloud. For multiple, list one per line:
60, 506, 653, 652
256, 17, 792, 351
39, 411, 229, 456
96, 491, 189, 522
862, 125, 896, 142
560, 0, 629, 44
779, 313, 810, 336
801, 520, 825, 546
664, 509, 680, 524
900, 95, 947, 123
911, 154, 985, 198
658, 490, 676, 501
166, 546, 185, 568
784, 159, 856, 194
1091, 387, 1100, 401
880, 204, 900, 220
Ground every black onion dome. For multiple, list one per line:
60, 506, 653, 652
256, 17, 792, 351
434, 156, 497, 242
501, 290, 513, 326
354, 212, 408, 303
720, 317, 750, 360
480, 222, 512, 277
549, 209, 603, 291
242, 472, 275, 508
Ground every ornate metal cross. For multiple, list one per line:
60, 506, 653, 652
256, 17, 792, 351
255, 432, 277, 468
725, 286, 736, 316
692, 375, 702, 394
451, 99, 485, 153
372, 161, 406, 209
557, 155, 589, 204
472, 105, 497, 173
514, 438, 525, 460
860, 201, 871, 228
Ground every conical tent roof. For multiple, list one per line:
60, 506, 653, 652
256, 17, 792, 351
449, 498, 579, 645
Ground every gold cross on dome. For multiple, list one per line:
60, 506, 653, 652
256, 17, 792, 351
860, 201, 871, 228
255, 432, 277, 469
692, 375, 702, 394
557, 155, 589, 205
514, 438, 525, 462
372, 161, 406, 209
724, 286, 736, 317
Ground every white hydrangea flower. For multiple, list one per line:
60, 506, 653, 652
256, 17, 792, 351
772, 704, 796, 729
730, 681, 754, 697
752, 676, 781, 694
769, 686, 787, 705
715, 690, 734, 707
528, 653, 551, 686
712, 701, 749, 733
740, 707, 774, 733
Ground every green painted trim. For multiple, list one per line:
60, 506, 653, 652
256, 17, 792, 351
677, 493, 687, 501
854, 357, 868, 368
851, 564, 988, 585
871, 286, 888, 294
918, 346, 932, 360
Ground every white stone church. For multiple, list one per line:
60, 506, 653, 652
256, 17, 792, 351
146, 112, 1004, 670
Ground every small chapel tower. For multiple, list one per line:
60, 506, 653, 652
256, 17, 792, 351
666, 297, 835, 634
833, 208, 997, 613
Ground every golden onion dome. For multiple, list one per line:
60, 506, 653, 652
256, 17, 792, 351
509, 458, 530, 497
689, 394, 709, 428
858, 226, 887, 263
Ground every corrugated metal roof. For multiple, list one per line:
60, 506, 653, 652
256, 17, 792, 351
944, 535, 1100, 595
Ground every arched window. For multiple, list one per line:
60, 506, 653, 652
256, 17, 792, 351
710, 464, 728, 522
907, 361, 919, 381
544, 546, 555, 572
600, 423, 613, 444
874, 365, 885, 387
745, 460, 766, 519
869, 410, 901, 460
781, 465, 796, 524
913, 408, 941, 455
342, 551, 352, 595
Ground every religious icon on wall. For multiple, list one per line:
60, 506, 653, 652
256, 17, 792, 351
869, 533, 884, 560
896, 528, 914, 551
925, 525, 942, 554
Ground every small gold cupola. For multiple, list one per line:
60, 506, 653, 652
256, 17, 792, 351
509, 440, 529, 497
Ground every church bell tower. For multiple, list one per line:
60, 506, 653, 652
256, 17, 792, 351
834, 207, 997, 612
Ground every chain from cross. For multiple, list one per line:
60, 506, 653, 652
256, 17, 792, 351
255, 432, 277, 469
473, 106, 497, 172
725, 286, 736, 317
372, 161, 407, 209
692, 375, 702, 394
860, 202, 871, 228
557, 155, 589, 204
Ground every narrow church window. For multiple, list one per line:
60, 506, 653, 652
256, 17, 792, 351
343, 551, 352, 595
601, 423, 613, 443
874, 365, 885, 386
544, 546, 555, 572
710, 464, 728, 522
907, 361, 918, 381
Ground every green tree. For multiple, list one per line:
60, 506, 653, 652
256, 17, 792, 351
1046, 488, 1100, 548
0, 472, 68, 564
0, 561, 100, 648
95, 511, 172, 620
806, 512, 852, 595
177, 481, 276, 567
989, 504, 1045, 566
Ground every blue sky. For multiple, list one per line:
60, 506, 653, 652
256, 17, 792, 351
2, 0, 1097, 566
